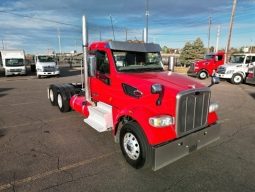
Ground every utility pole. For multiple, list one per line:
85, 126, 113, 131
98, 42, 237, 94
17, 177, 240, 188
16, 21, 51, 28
207, 16, 212, 53
215, 25, 221, 52
145, 0, 149, 43
99, 31, 102, 41
225, 0, 237, 63
109, 15, 115, 40
125, 28, 128, 41
57, 28, 62, 54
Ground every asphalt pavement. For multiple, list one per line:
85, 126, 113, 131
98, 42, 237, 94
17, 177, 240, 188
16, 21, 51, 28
0, 68, 255, 192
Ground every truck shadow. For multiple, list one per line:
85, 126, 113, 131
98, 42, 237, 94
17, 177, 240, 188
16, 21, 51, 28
60, 67, 82, 77
0, 88, 14, 98
249, 93, 255, 100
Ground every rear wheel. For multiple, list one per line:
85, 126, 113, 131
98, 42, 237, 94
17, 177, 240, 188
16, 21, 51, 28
48, 84, 59, 106
198, 71, 208, 79
120, 122, 151, 169
231, 74, 243, 84
57, 89, 70, 112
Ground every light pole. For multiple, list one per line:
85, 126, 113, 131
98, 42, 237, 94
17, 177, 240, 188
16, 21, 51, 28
145, 0, 149, 43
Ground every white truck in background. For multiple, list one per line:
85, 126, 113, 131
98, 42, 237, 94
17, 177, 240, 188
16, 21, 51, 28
216, 53, 255, 84
35, 55, 60, 78
0, 50, 27, 76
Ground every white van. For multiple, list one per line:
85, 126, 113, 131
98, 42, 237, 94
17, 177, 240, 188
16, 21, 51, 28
0, 50, 26, 76
35, 55, 60, 78
216, 53, 255, 84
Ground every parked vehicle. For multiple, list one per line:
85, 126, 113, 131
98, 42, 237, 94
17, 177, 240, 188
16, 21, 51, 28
187, 51, 225, 79
216, 53, 255, 84
246, 65, 255, 85
0, 50, 26, 76
35, 55, 60, 78
47, 18, 220, 171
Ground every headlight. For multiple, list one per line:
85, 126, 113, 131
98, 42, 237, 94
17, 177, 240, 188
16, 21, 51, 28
55, 65, 59, 70
149, 115, 174, 127
226, 70, 234, 74
209, 103, 219, 113
37, 68, 43, 72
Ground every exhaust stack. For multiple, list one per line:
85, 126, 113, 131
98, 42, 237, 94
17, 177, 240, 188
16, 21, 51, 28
82, 15, 90, 101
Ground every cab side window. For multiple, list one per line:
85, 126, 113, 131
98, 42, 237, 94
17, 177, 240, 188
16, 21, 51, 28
217, 55, 223, 61
251, 56, 255, 63
96, 51, 110, 74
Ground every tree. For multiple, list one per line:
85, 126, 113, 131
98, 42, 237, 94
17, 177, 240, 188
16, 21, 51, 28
162, 46, 169, 53
180, 38, 206, 67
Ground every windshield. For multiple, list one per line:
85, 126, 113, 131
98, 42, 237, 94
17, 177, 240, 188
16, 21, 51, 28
204, 54, 214, 59
38, 56, 55, 62
230, 55, 245, 63
112, 51, 163, 72
5, 59, 24, 67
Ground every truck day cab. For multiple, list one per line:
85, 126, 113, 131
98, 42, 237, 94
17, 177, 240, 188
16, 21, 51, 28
216, 53, 255, 84
35, 55, 60, 78
48, 40, 220, 170
0, 50, 26, 76
187, 51, 225, 79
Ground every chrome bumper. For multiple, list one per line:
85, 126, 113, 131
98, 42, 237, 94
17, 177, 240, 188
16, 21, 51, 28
152, 123, 220, 171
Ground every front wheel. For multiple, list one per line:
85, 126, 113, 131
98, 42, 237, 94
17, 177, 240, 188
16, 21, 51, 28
231, 74, 243, 84
198, 71, 208, 79
120, 122, 151, 169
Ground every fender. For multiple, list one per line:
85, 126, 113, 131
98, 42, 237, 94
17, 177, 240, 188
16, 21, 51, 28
113, 106, 176, 146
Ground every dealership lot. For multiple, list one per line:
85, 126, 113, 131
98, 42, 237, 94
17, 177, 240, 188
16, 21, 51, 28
0, 68, 255, 192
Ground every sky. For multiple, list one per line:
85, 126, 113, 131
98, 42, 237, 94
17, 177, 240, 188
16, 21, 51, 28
0, 0, 254, 54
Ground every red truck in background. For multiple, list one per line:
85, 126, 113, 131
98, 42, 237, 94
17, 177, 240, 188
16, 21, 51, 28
187, 51, 225, 79
47, 17, 220, 171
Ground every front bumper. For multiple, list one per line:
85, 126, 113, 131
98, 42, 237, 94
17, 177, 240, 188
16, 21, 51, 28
187, 69, 198, 77
152, 123, 220, 171
37, 70, 60, 76
215, 73, 232, 79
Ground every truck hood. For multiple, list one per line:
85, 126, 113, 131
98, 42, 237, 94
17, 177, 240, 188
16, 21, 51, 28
219, 63, 246, 69
119, 71, 206, 95
195, 59, 212, 65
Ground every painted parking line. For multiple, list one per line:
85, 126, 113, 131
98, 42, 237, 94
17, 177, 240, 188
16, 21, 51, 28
0, 151, 116, 191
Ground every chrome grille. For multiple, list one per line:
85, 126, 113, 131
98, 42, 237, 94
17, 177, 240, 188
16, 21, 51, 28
176, 88, 210, 137
217, 67, 226, 74
43, 66, 55, 72
10, 69, 22, 72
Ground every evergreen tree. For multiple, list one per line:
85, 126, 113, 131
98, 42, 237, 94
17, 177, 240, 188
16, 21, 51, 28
180, 38, 206, 67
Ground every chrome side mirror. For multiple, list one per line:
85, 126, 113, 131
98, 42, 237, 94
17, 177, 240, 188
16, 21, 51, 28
88, 56, 96, 77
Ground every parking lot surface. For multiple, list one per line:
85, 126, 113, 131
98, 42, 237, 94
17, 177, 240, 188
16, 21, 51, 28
0, 68, 255, 192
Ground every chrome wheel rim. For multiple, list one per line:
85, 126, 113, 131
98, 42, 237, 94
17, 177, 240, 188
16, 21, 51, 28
49, 89, 54, 102
123, 132, 140, 160
200, 72, 206, 79
234, 76, 242, 83
57, 94, 63, 108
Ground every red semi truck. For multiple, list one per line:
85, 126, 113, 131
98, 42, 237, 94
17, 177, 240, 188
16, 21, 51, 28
187, 51, 225, 79
48, 40, 220, 170
47, 16, 220, 171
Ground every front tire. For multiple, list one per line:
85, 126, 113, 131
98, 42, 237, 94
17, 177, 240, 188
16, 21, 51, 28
198, 71, 208, 79
231, 74, 243, 84
120, 122, 151, 169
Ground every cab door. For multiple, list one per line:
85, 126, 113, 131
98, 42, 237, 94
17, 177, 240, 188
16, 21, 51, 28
90, 50, 113, 105
214, 54, 223, 69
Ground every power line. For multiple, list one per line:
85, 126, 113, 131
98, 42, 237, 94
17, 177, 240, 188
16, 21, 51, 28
0, 10, 80, 28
